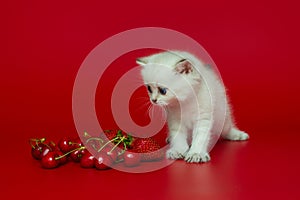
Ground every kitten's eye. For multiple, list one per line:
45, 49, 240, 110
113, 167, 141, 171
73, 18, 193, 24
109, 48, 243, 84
147, 85, 152, 93
158, 87, 167, 95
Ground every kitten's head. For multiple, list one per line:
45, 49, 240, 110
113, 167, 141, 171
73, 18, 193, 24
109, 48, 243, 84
137, 51, 200, 106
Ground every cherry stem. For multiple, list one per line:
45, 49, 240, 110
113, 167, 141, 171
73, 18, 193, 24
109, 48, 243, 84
29, 138, 46, 143
83, 131, 91, 138
86, 137, 104, 144
97, 137, 118, 153
109, 136, 126, 153
29, 138, 46, 149
29, 140, 35, 149
114, 141, 128, 163
69, 142, 81, 146
55, 146, 86, 160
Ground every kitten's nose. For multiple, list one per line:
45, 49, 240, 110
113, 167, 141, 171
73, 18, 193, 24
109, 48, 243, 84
152, 99, 157, 103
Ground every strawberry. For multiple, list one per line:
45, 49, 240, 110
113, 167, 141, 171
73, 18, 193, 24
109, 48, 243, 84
131, 137, 163, 161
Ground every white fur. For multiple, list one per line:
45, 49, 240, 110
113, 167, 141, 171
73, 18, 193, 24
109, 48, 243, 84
138, 51, 249, 163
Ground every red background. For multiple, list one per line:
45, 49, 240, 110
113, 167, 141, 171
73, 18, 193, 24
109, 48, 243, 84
1, 0, 300, 199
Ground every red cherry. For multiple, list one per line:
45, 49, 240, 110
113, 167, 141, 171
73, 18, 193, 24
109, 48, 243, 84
72, 137, 83, 148
80, 152, 95, 168
31, 141, 56, 160
58, 137, 76, 153
41, 146, 53, 158
31, 143, 47, 160
47, 141, 57, 150
41, 152, 60, 169
124, 151, 141, 167
70, 148, 88, 162
55, 150, 68, 165
94, 153, 112, 170
102, 147, 118, 162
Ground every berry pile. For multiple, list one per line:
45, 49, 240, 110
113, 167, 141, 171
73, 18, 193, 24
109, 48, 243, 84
29, 130, 164, 169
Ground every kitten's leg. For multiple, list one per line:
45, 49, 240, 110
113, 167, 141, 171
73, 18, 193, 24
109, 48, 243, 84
222, 127, 249, 141
185, 119, 211, 163
166, 127, 189, 160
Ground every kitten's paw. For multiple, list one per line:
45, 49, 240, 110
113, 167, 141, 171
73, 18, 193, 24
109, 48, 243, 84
238, 132, 249, 140
224, 129, 249, 141
184, 152, 210, 163
166, 148, 187, 160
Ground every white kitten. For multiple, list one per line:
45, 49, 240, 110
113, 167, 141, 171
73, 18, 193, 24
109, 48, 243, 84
137, 51, 249, 163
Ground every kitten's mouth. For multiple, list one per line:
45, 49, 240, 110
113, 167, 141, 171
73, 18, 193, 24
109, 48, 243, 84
151, 101, 167, 107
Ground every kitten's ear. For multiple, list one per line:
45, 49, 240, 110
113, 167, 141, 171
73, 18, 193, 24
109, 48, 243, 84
136, 57, 148, 66
175, 59, 193, 74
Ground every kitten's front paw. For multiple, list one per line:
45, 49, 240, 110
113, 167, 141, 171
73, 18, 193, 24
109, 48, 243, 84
184, 152, 210, 163
166, 148, 187, 160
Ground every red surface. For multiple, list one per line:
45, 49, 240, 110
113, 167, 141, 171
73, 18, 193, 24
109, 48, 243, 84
1, 0, 300, 199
